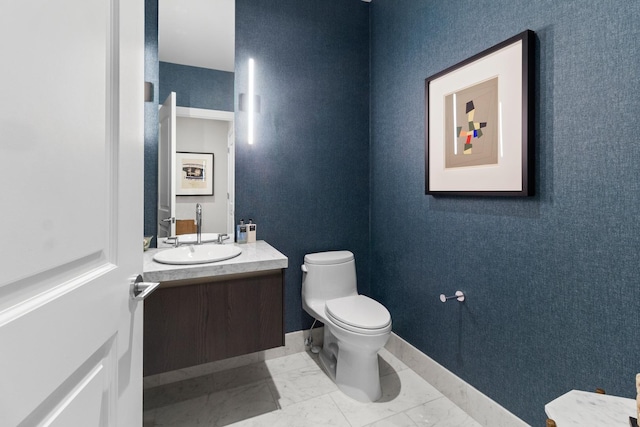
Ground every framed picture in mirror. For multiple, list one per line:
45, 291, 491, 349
176, 151, 214, 196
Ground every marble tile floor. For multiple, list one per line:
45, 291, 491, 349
143, 348, 482, 427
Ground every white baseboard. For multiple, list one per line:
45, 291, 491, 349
385, 333, 530, 427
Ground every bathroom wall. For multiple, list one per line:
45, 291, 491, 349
234, 0, 371, 333
159, 62, 234, 112
369, 0, 640, 425
143, 0, 159, 239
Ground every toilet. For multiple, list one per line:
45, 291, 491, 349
301, 250, 392, 402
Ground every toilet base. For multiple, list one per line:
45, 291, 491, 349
318, 348, 337, 382
317, 327, 384, 402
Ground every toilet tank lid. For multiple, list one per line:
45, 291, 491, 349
304, 250, 354, 265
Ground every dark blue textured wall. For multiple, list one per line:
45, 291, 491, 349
235, 0, 371, 333
370, 0, 640, 425
144, 0, 159, 239
159, 62, 234, 111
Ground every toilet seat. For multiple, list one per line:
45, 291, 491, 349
325, 295, 391, 335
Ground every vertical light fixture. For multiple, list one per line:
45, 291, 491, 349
247, 58, 255, 145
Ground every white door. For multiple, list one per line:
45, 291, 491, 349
157, 92, 177, 239
0, 1, 145, 426
227, 123, 236, 237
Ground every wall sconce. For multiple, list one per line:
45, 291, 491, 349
144, 82, 154, 102
239, 58, 260, 145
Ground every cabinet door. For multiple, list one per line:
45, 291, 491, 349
144, 271, 284, 376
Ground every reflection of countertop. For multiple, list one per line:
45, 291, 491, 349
545, 390, 636, 426
143, 240, 288, 282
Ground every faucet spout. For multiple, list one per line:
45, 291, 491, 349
196, 203, 202, 245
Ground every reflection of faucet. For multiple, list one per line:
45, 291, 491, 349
164, 236, 180, 247
196, 204, 202, 245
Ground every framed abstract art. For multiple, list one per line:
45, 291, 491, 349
175, 151, 214, 196
425, 30, 535, 196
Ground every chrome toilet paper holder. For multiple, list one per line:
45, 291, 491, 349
439, 290, 465, 303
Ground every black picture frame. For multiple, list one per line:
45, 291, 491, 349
175, 151, 214, 196
425, 30, 534, 196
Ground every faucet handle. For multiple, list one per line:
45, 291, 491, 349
217, 234, 230, 244
164, 236, 180, 247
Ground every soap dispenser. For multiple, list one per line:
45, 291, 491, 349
237, 219, 248, 243
247, 219, 257, 243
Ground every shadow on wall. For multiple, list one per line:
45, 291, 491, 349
429, 195, 540, 219
534, 26, 555, 205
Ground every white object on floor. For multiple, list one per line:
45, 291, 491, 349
545, 389, 636, 426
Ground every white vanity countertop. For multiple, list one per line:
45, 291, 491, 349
143, 240, 288, 282
545, 390, 636, 426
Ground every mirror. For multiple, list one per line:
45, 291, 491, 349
157, 0, 235, 244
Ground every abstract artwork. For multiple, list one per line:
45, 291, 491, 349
459, 101, 485, 155
175, 152, 214, 196
444, 77, 499, 169
425, 30, 534, 196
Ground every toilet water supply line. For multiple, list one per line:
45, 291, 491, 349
305, 319, 321, 354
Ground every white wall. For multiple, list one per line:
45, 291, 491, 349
175, 116, 229, 233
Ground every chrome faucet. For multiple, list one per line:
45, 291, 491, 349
196, 203, 202, 245
216, 233, 230, 244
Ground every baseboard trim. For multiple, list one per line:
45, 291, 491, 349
385, 333, 530, 427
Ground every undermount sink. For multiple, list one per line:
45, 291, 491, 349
153, 244, 242, 265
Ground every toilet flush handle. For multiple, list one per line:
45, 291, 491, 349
301, 265, 308, 273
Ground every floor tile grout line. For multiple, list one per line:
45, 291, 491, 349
396, 395, 447, 424
330, 393, 439, 427
254, 386, 351, 426
256, 351, 319, 376
264, 378, 283, 411
211, 377, 272, 402
327, 391, 359, 427
365, 411, 419, 427
265, 378, 340, 411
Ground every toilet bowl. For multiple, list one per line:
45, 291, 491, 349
301, 251, 392, 402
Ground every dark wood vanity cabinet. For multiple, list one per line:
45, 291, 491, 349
143, 269, 285, 376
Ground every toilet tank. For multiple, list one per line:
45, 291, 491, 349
302, 251, 358, 305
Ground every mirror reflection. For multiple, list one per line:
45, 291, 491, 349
156, 0, 235, 245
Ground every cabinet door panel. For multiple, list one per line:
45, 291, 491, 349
144, 271, 284, 376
